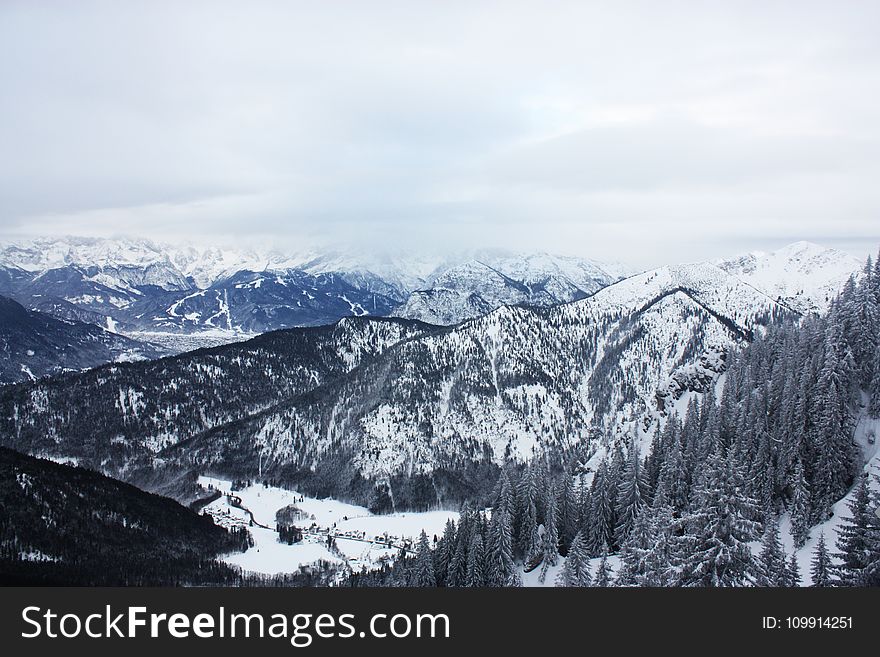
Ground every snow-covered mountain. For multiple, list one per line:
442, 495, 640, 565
1, 246, 837, 507
392, 252, 629, 325
714, 241, 863, 314
0, 238, 866, 502
0, 236, 192, 291
291, 250, 451, 301
0, 237, 633, 348
396, 241, 863, 325
0, 238, 409, 347
131, 269, 400, 334
0, 295, 161, 383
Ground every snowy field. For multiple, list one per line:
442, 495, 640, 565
199, 476, 458, 576
127, 330, 255, 355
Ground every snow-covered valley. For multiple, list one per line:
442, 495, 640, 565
199, 476, 458, 577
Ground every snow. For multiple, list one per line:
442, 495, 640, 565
393, 251, 630, 325
124, 330, 254, 354
335, 511, 459, 542
225, 525, 343, 576
166, 290, 207, 317
715, 241, 862, 314
198, 477, 459, 575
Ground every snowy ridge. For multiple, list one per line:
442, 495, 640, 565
715, 241, 863, 314
393, 251, 629, 325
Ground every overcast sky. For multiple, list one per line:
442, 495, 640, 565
1, 1, 879, 267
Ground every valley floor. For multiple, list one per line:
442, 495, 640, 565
199, 476, 458, 577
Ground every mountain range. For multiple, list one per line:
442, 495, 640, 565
0, 239, 864, 508
0, 237, 629, 349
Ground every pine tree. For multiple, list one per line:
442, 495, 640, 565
413, 530, 436, 587
616, 506, 655, 587
810, 533, 833, 587
834, 477, 874, 586
870, 345, 880, 418
465, 532, 486, 587
539, 486, 559, 582
557, 473, 578, 554
677, 449, 761, 587
497, 469, 515, 518
594, 546, 612, 587
589, 460, 614, 554
615, 439, 647, 546
789, 457, 811, 549
515, 469, 538, 560
555, 530, 592, 587
486, 509, 517, 587
755, 519, 786, 586
447, 526, 469, 587
434, 519, 456, 586
785, 550, 801, 587
520, 499, 539, 562
811, 325, 858, 519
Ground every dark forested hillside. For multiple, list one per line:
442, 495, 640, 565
0, 294, 161, 383
0, 447, 252, 585
0, 317, 430, 488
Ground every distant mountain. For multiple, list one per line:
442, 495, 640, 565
0, 237, 633, 348
393, 252, 629, 325
0, 294, 161, 383
714, 241, 863, 314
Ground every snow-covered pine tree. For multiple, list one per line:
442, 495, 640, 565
811, 323, 859, 519
486, 509, 516, 587
644, 423, 664, 498
556, 473, 578, 555
589, 460, 615, 555
834, 477, 875, 586
413, 529, 436, 587
434, 518, 457, 586
465, 532, 487, 587
538, 485, 559, 582
785, 550, 801, 588
594, 545, 613, 587
677, 448, 761, 587
615, 437, 647, 546
555, 530, 592, 587
810, 533, 833, 587
755, 518, 786, 586
616, 506, 655, 586
514, 468, 537, 560
520, 499, 539, 563
789, 457, 811, 549
447, 523, 469, 587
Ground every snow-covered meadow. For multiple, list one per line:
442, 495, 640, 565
198, 476, 458, 576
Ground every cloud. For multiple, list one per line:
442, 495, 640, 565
1, 0, 879, 266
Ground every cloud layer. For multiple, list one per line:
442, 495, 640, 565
1, 1, 879, 265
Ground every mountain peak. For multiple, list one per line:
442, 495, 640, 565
714, 241, 862, 313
